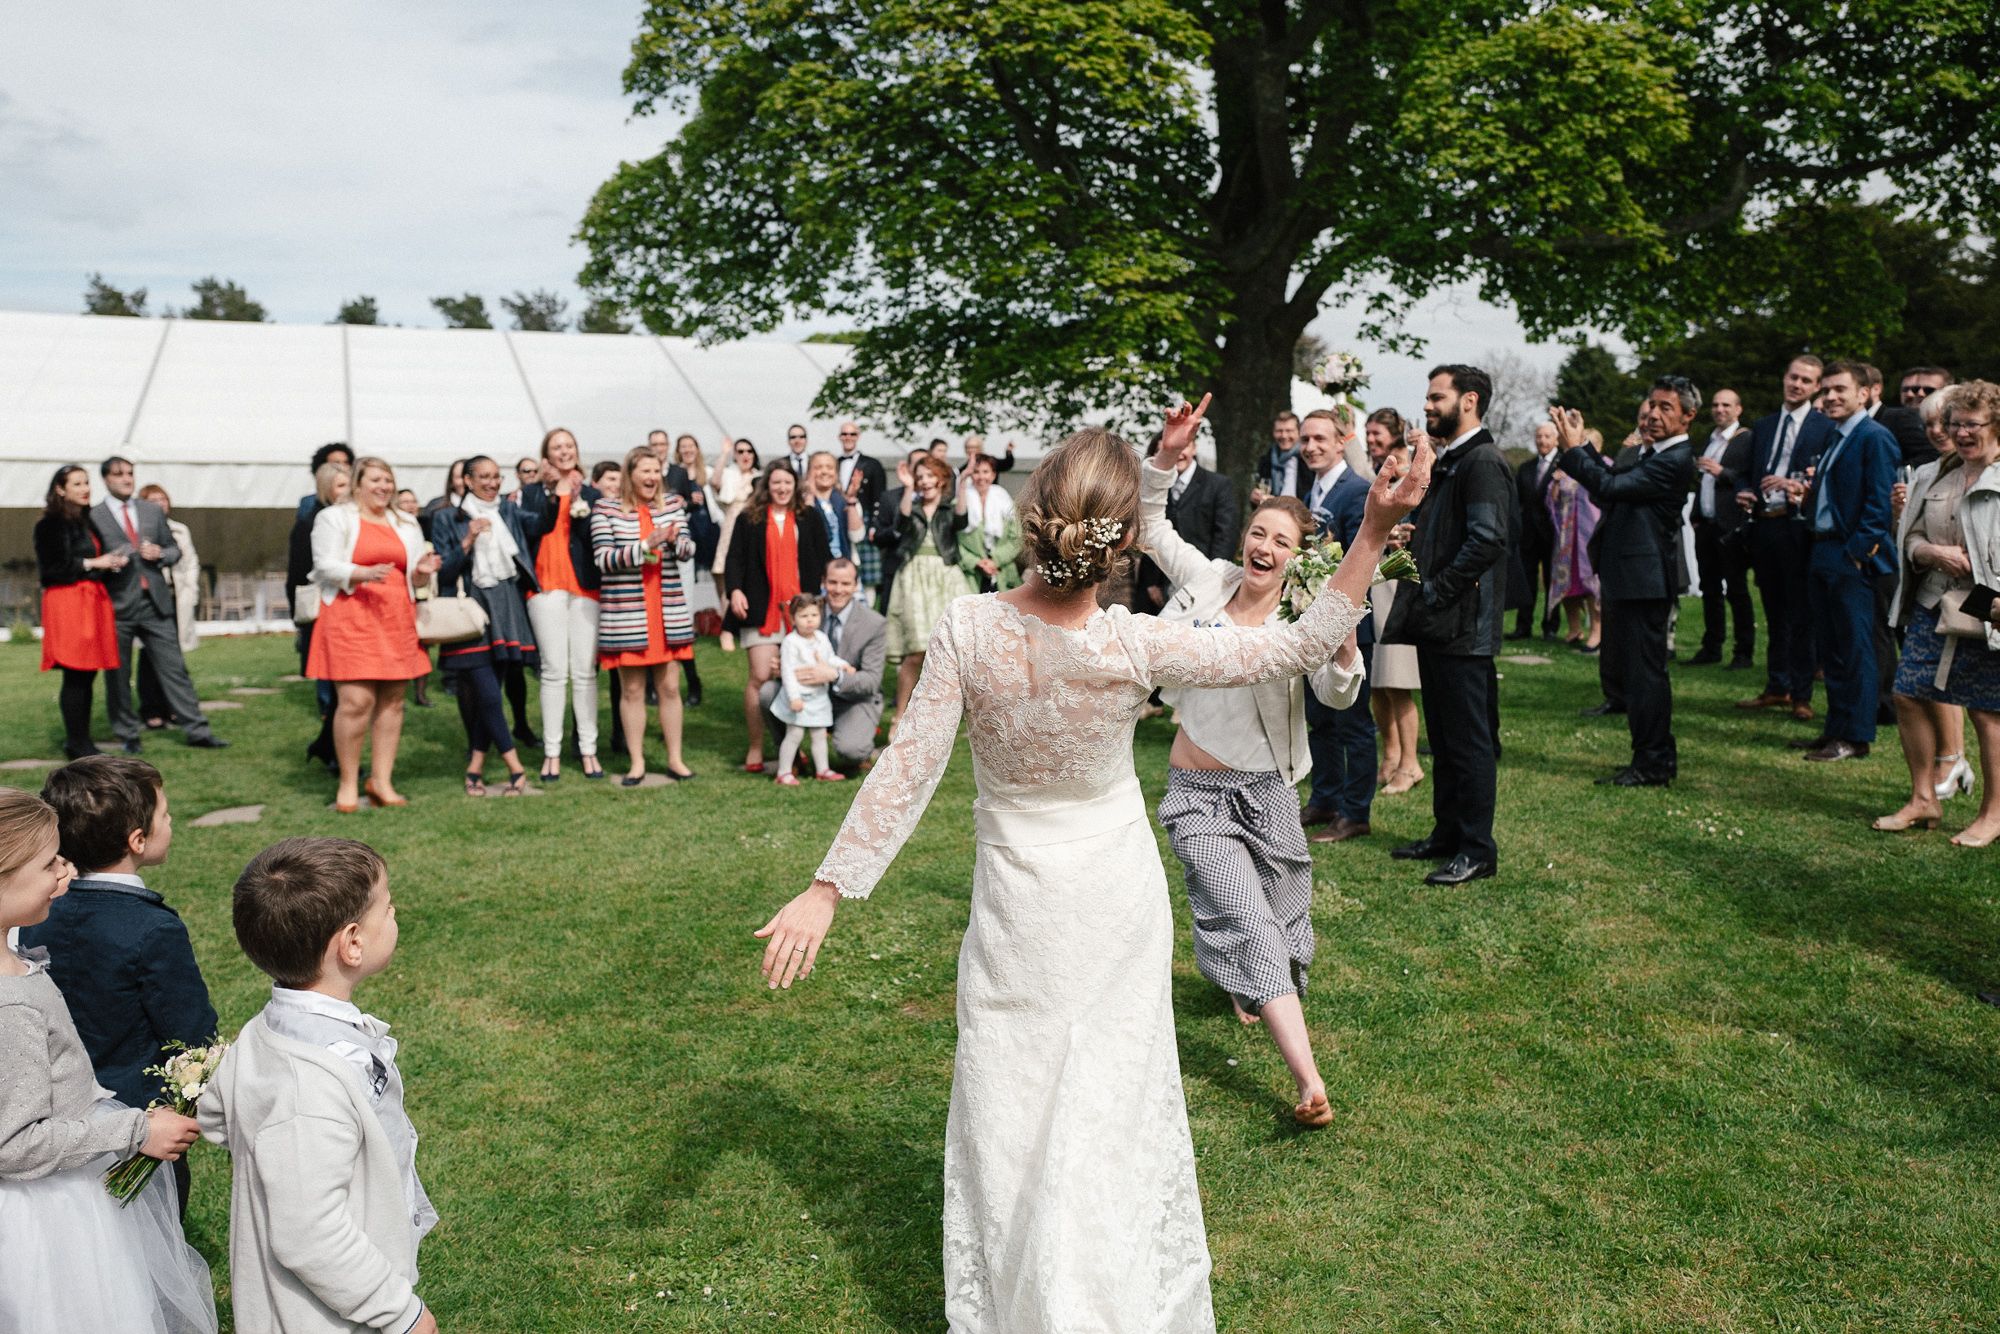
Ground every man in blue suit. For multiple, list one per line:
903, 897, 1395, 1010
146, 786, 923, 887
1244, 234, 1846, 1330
1296, 408, 1377, 841
1735, 355, 1837, 723
1796, 361, 1900, 761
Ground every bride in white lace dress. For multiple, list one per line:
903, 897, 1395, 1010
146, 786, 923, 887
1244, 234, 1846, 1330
758, 398, 1432, 1332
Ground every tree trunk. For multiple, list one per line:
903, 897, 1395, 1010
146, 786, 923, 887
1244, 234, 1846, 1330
1206, 282, 1308, 493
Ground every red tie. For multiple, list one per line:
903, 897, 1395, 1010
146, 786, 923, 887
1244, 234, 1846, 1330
120, 503, 150, 590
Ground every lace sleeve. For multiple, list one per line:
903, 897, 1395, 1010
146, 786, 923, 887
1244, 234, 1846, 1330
1133, 586, 1367, 690
812, 609, 965, 899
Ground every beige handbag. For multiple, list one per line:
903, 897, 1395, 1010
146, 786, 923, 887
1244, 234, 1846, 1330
415, 596, 489, 645
1935, 588, 1990, 639
291, 585, 319, 624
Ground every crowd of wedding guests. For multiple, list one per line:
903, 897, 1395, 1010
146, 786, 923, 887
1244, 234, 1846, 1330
33, 359, 2000, 853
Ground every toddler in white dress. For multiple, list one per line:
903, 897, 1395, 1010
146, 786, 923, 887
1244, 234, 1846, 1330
768, 594, 851, 785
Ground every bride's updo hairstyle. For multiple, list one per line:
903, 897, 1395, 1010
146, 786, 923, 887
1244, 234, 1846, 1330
1017, 427, 1143, 593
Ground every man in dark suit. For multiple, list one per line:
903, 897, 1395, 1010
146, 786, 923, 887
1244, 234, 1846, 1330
1135, 438, 1241, 608
1735, 355, 1836, 722
1382, 365, 1513, 885
1295, 409, 1376, 842
91, 457, 225, 751
1796, 362, 1900, 761
833, 420, 890, 598
1857, 363, 1932, 467
1688, 387, 1756, 667
1554, 379, 1700, 785
1510, 421, 1561, 639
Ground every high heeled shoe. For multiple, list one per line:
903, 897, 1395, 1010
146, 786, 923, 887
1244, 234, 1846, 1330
1934, 754, 1974, 800
1872, 805, 1941, 832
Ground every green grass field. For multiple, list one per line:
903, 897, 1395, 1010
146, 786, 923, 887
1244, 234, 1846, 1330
5, 614, 1996, 1331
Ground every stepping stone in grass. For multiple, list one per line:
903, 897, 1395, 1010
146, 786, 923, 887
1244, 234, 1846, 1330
0, 758, 57, 771
198, 700, 244, 710
475, 783, 546, 797
278, 674, 306, 684
191, 804, 264, 827
229, 686, 280, 696
1504, 654, 1555, 665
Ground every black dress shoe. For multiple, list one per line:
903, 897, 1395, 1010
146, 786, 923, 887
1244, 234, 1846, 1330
1787, 734, 1830, 751
1804, 739, 1869, 762
1579, 701, 1624, 717
1688, 650, 1723, 666
1505, 628, 1530, 640
1425, 854, 1496, 886
1726, 656, 1754, 670
1596, 766, 1671, 787
63, 742, 102, 760
685, 687, 703, 708
1391, 836, 1453, 862
187, 735, 230, 749
513, 724, 541, 749
121, 738, 143, 754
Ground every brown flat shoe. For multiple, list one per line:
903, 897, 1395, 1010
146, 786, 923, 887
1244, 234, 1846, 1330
1872, 806, 1941, 832
1736, 692, 1789, 709
1310, 817, 1371, 844
1790, 703, 1815, 722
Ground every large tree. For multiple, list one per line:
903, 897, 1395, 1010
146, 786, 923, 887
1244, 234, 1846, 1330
432, 293, 493, 329
179, 276, 266, 322
335, 295, 381, 325
84, 274, 148, 317
501, 289, 571, 332
579, 0, 1999, 481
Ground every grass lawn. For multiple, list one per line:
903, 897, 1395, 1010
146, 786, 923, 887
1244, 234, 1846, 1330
4, 610, 1996, 1331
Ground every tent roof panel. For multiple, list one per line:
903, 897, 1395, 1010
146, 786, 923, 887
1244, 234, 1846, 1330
345, 325, 540, 464
0, 310, 165, 451
134, 319, 346, 460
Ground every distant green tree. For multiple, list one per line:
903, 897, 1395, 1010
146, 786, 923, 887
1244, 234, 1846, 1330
179, 276, 266, 322
83, 274, 148, 317
335, 296, 381, 325
432, 293, 493, 329
501, 289, 570, 332
803, 330, 865, 345
1553, 344, 1642, 439
578, 297, 634, 334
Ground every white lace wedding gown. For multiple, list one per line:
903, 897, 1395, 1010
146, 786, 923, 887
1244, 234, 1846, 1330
816, 588, 1367, 1333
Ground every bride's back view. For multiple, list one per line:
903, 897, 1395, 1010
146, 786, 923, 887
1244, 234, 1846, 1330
762, 414, 1424, 1333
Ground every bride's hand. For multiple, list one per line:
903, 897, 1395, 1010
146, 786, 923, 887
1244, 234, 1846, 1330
1154, 393, 1211, 471
755, 881, 839, 989
1362, 436, 1434, 533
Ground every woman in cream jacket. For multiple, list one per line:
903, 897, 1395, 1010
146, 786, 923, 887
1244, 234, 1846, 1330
1139, 425, 1365, 1128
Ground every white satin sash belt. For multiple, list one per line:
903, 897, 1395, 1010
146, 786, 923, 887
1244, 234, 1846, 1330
973, 776, 1146, 848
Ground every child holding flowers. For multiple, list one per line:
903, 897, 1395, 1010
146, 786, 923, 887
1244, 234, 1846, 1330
200, 837, 439, 1334
0, 786, 215, 1334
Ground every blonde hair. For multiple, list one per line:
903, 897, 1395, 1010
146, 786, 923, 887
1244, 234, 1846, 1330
0, 788, 58, 881
351, 456, 395, 491
619, 445, 661, 510
1017, 428, 1142, 592
314, 461, 351, 506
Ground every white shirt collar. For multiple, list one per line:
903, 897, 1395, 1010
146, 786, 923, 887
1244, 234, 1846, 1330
1866, 402, 1881, 419
1313, 460, 1348, 491
1174, 457, 1196, 476
270, 985, 376, 1032
1444, 427, 1481, 453
1654, 433, 1690, 449
1784, 402, 1810, 426
83, 871, 147, 888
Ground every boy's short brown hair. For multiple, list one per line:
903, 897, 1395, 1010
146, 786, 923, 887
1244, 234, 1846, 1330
41, 756, 162, 873
233, 837, 387, 988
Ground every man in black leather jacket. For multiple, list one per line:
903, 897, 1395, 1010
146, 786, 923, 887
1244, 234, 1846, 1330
1380, 364, 1514, 885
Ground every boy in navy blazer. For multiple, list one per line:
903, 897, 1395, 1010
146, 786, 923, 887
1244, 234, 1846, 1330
21, 755, 217, 1212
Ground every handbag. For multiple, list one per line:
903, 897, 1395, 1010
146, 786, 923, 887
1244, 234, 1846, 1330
415, 596, 489, 645
1936, 586, 1997, 639
291, 585, 319, 624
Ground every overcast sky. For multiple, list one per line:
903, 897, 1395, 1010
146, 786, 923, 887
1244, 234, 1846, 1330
0, 2, 1572, 421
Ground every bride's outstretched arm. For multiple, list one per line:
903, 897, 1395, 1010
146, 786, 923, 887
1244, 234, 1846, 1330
756, 609, 966, 990
1135, 437, 1432, 689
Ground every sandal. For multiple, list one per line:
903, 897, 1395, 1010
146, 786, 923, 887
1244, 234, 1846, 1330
620, 774, 647, 788
501, 770, 530, 797
540, 758, 562, 782
463, 772, 486, 798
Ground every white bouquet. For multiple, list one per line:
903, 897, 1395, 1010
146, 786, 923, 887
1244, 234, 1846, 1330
104, 1037, 229, 1205
1277, 535, 1420, 622
1312, 350, 1371, 404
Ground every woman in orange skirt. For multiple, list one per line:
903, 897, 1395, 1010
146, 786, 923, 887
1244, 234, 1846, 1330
592, 446, 699, 785
307, 457, 441, 811
34, 466, 125, 758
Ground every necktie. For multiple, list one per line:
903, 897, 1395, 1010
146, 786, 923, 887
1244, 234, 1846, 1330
1773, 414, 1796, 477
1170, 470, 1189, 504
119, 502, 151, 590
827, 610, 843, 655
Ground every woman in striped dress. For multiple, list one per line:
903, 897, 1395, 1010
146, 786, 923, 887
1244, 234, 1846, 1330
594, 446, 699, 786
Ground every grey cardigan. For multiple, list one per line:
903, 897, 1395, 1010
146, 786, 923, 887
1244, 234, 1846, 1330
0, 955, 149, 1180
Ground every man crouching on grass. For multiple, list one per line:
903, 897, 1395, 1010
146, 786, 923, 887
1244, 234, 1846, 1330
200, 837, 440, 1334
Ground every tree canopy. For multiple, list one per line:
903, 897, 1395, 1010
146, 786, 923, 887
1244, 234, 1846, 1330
431, 292, 493, 330
84, 274, 148, 318
179, 276, 266, 322
580, 0, 2000, 479
502, 289, 570, 332
335, 295, 381, 325
578, 296, 634, 334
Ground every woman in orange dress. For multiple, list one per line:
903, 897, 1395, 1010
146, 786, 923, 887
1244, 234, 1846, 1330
307, 457, 441, 812
592, 446, 698, 786
33, 466, 125, 758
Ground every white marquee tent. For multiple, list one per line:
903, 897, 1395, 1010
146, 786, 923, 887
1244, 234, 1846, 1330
0, 310, 980, 509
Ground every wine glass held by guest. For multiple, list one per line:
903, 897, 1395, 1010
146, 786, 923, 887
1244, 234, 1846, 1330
1879, 381, 2000, 846
594, 446, 701, 785
754, 404, 1429, 1329
519, 428, 606, 782
33, 466, 126, 759
1140, 395, 1373, 1128
307, 457, 441, 813
430, 456, 544, 798
886, 453, 972, 719
723, 463, 831, 772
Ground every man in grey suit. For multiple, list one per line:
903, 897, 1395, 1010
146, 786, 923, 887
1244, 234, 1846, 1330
91, 457, 226, 751
758, 558, 885, 768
